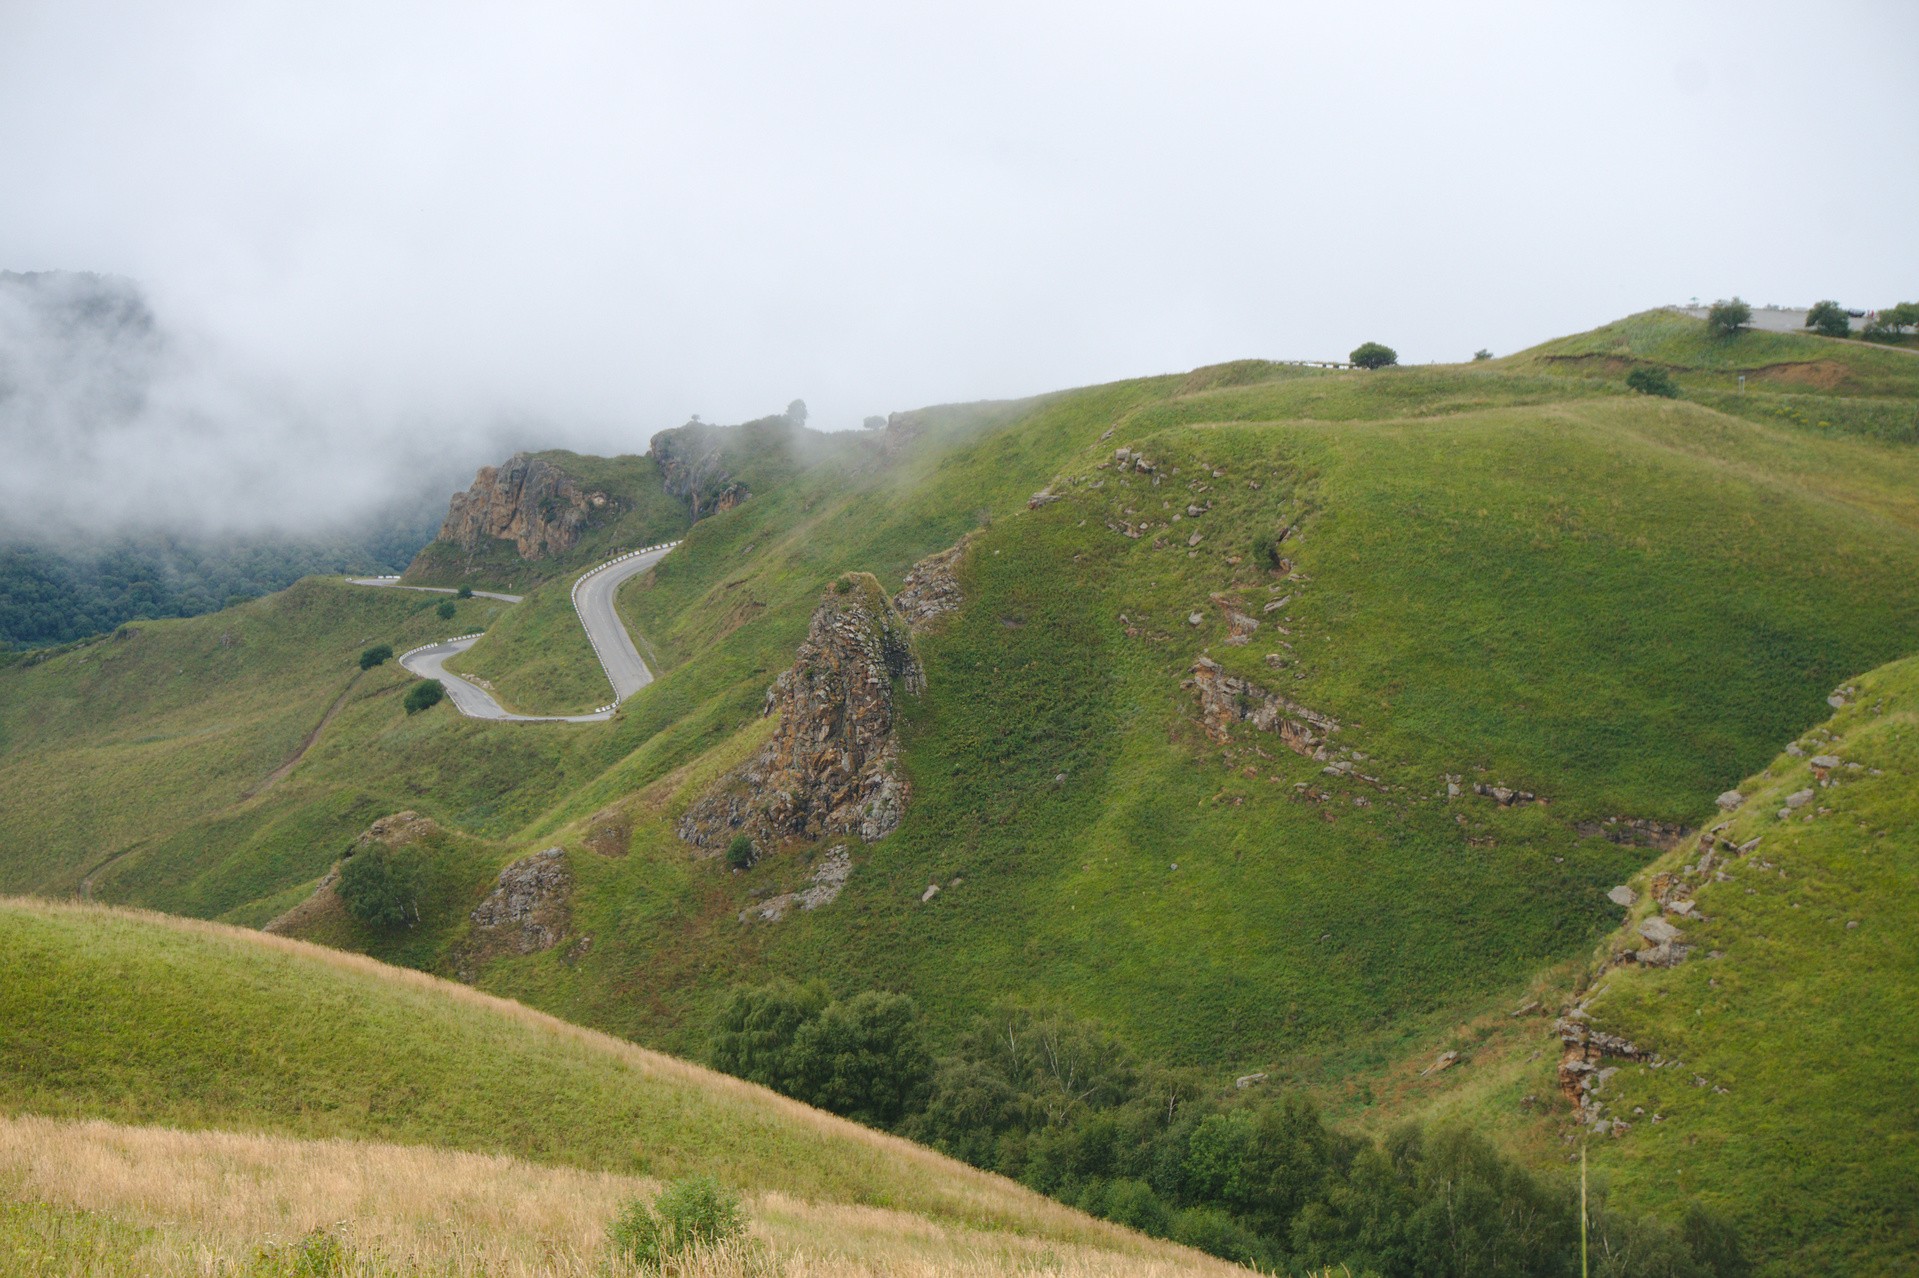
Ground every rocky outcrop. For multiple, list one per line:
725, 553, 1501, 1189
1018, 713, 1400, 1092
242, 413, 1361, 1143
892, 537, 970, 630
456, 847, 572, 978
649, 421, 754, 518
1186, 657, 1337, 755
739, 845, 852, 923
680, 575, 922, 853
439, 454, 608, 559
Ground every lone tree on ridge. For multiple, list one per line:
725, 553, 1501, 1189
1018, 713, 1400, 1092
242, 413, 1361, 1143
1350, 342, 1398, 370
1706, 298, 1751, 336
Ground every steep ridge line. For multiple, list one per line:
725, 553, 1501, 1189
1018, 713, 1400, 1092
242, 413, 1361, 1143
351, 542, 679, 723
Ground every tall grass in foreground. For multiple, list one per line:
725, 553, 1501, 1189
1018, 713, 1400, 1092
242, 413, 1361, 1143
0, 1114, 1244, 1277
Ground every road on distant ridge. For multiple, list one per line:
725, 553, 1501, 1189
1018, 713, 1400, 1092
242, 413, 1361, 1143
348, 544, 672, 723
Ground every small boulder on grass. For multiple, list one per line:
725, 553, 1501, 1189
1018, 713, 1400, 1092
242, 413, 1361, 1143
608, 1175, 745, 1268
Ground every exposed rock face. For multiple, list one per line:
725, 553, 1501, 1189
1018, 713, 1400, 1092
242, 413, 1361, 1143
1575, 817, 1692, 849
680, 576, 922, 852
892, 537, 969, 630
649, 421, 753, 518
739, 846, 852, 923
458, 848, 572, 978
1186, 657, 1337, 755
439, 454, 607, 559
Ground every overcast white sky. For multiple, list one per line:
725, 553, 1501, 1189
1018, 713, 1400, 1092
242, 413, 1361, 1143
1, 1, 1915, 531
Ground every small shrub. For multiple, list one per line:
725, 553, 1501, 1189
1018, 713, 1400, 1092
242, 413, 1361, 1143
404, 679, 445, 714
1350, 341, 1397, 370
726, 834, 755, 870
456, 583, 474, 599
337, 848, 416, 929
608, 1175, 745, 1268
249, 1227, 351, 1277
1706, 297, 1751, 336
833, 575, 854, 595
1626, 366, 1679, 398
1805, 299, 1850, 338
436, 599, 456, 620
1473, 348, 1493, 361
358, 643, 393, 671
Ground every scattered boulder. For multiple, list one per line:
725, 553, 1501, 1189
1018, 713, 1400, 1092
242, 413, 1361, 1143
679, 576, 923, 854
1607, 885, 1636, 907
1715, 790, 1745, 811
921, 882, 941, 903
1421, 1050, 1460, 1076
1234, 1072, 1268, 1089
1785, 788, 1815, 809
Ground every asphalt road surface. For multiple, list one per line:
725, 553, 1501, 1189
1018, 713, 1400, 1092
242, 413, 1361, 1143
350, 544, 673, 723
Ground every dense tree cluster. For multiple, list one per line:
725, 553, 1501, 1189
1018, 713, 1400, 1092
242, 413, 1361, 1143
0, 520, 433, 649
708, 986, 1746, 1275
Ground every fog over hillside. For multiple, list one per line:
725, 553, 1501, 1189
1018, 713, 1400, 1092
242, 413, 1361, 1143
0, 2, 1914, 536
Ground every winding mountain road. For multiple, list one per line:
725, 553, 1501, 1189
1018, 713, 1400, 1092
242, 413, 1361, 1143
349, 542, 676, 723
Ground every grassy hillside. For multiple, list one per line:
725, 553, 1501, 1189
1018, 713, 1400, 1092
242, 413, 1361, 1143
0, 311, 1915, 1267
1568, 654, 1919, 1272
0, 898, 1235, 1275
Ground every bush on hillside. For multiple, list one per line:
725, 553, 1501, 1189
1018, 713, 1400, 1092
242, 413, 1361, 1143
1805, 300, 1850, 338
1626, 367, 1679, 398
708, 983, 932, 1127
1474, 348, 1493, 361
863, 415, 887, 430
726, 834, 755, 870
1350, 342, 1398, 370
435, 599, 456, 620
608, 1175, 745, 1267
1705, 298, 1751, 336
358, 643, 393, 671
403, 679, 445, 714
336, 847, 417, 929
456, 584, 474, 599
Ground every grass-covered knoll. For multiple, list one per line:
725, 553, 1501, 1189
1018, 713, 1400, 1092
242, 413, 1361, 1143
402, 448, 693, 591
1570, 654, 1919, 1274
1514, 309, 1919, 441
0, 897, 1231, 1271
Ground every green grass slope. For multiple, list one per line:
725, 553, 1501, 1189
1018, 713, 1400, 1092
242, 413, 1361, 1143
2, 312, 1915, 1109
1568, 654, 1919, 1274
0, 895, 1221, 1266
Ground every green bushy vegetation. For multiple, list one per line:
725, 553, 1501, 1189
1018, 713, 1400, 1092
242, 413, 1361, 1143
357, 643, 393, 670
608, 1176, 747, 1268
403, 678, 445, 713
0, 519, 432, 649
701, 983, 1744, 1274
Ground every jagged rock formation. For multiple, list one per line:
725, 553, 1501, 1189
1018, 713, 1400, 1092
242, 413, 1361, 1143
679, 575, 922, 853
439, 454, 608, 559
456, 847, 572, 979
649, 421, 753, 518
892, 536, 970, 629
1186, 657, 1337, 755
